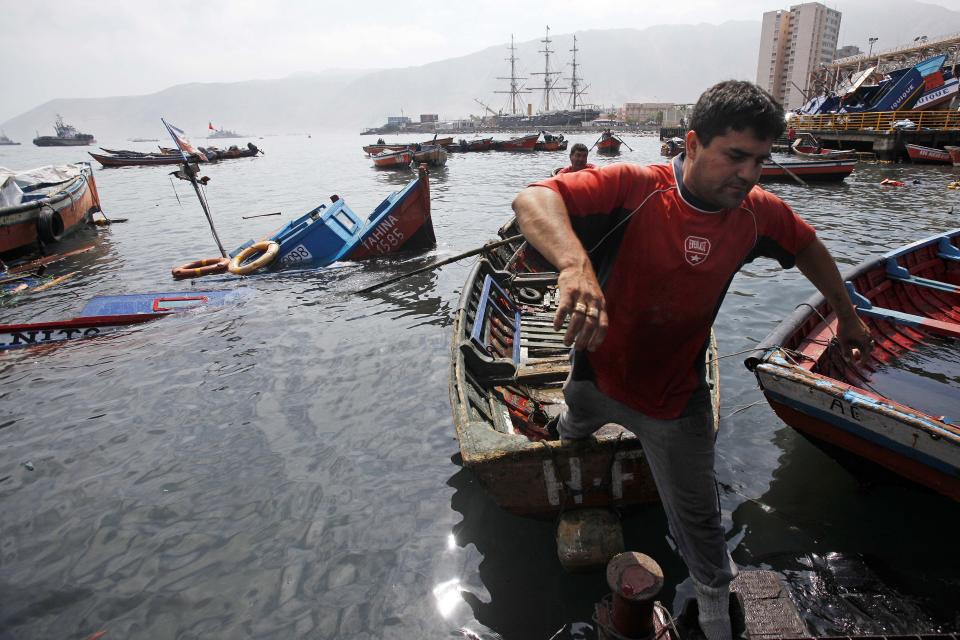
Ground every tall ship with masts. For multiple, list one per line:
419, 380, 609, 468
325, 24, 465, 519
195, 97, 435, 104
490, 29, 600, 128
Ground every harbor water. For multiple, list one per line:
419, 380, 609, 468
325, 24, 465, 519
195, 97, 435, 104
1, 133, 958, 638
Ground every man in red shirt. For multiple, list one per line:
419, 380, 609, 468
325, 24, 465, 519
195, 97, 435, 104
555, 143, 595, 174
513, 80, 872, 640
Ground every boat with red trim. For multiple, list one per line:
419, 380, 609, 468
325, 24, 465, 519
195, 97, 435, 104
595, 130, 625, 154
1, 163, 102, 258
372, 148, 413, 169
947, 146, 960, 167
0, 289, 254, 351
906, 144, 952, 164
223, 165, 435, 273
449, 137, 494, 152
759, 158, 856, 182
745, 228, 960, 501
493, 133, 539, 151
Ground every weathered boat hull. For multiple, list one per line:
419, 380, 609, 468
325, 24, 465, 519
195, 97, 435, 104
596, 136, 623, 154
534, 140, 568, 151
33, 136, 94, 147
372, 150, 413, 168
759, 159, 855, 182
947, 146, 960, 167
906, 144, 952, 164
450, 238, 720, 517
449, 138, 494, 152
746, 228, 960, 500
412, 146, 448, 167
0, 163, 102, 257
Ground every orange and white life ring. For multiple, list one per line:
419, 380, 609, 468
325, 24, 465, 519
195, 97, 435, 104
228, 241, 279, 275
171, 257, 229, 280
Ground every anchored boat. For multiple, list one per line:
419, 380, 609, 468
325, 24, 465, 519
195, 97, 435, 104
746, 228, 960, 501
1, 163, 102, 258
759, 158, 856, 182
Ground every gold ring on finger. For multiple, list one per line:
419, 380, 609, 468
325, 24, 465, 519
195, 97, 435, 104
586, 307, 599, 318
574, 302, 587, 314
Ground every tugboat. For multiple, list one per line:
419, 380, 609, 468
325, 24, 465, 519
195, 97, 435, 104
0, 130, 20, 145
208, 126, 244, 139
32, 115, 95, 146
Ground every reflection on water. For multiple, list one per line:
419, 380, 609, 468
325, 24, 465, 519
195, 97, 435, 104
1, 133, 959, 638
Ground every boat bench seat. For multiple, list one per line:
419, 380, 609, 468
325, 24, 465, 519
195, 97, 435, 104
938, 237, 960, 262
885, 258, 960, 294
846, 282, 960, 339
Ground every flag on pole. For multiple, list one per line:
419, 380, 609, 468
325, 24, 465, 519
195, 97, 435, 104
161, 118, 207, 162
208, 122, 215, 131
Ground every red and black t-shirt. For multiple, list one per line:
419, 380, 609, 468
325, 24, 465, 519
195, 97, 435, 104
532, 157, 817, 419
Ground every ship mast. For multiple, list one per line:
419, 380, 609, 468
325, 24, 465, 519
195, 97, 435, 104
530, 26, 566, 113
495, 34, 531, 115
565, 35, 590, 110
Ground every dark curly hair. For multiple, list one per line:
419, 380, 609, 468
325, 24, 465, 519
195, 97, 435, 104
690, 80, 785, 146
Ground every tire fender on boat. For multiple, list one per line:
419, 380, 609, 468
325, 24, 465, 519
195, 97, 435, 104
36, 205, 65, 243
228, 241, 280, 275
171, 257, 230, 280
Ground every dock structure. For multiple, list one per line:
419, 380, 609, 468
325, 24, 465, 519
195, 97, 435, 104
789, 110, 960, 160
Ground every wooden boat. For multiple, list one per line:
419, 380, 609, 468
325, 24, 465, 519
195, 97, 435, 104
790, 139, 857, 160
362, 137, 453, 155
493, 133, 539, 152
90, 144, 261, 168
411, 145, 448, 167
449, 137, 494, 152
1, 163, 102, 257
947, 146, 960, 167
534, 133, 567, 151
32, 115, 95, 147
745, 228, 960, 501
372, 149, 413, 169
906, 144, 952, 164
449, 224, 720, 517
227, 165, 435, 272
660, 137, 684, 157
0, 289, 253, 351
759, 158, 856, 182
596, 131, 624, 154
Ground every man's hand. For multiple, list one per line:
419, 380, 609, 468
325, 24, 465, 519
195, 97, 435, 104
837, 315, 874, 364
554, 262, 608, 352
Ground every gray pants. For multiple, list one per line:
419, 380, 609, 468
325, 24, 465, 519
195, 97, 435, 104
559, 379, 737, 589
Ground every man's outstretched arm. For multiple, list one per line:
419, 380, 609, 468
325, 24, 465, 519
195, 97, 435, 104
512, 186, 608, 352
794, 238, 874, 362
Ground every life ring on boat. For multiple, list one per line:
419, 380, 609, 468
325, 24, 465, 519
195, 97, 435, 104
36, 205, 65, 243
171, 257, 229, 280
228, 241, 279, 275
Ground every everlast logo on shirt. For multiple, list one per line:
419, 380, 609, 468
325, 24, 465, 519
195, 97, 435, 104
684, 236, 711, 266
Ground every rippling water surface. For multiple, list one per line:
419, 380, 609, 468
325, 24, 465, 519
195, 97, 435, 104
2, 133, 959, 639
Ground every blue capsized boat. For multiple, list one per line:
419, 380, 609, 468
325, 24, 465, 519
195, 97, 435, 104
230, 164, 435, 271
79, 288, 254, 316
843, 54, 947, 112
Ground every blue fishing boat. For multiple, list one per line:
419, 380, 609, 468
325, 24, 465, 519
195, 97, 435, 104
843, 54, 947, 112
225, 165, 435, 274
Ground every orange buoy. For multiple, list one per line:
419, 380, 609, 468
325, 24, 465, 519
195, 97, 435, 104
171, 257, 229, 280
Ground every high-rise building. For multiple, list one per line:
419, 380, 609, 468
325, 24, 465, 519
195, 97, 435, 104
756, 2, 842, 110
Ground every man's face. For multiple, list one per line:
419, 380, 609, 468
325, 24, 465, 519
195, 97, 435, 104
569, 149, 589, 171
683, 128, 773, 210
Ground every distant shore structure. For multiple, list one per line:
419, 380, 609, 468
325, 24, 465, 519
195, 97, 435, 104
756, 2, 841, 110
208, 123, 245, 139
0, 130, 20, 145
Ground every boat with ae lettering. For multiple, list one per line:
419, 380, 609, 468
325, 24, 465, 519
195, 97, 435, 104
746, 228, 960, 501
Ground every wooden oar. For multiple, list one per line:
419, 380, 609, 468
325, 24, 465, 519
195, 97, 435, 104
618, 135, 634, 152
588, 134, 604, 151
768, 157, 808, 187
356, 234, 524, 294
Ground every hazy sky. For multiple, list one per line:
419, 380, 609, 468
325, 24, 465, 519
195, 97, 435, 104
2, 0, 959, 122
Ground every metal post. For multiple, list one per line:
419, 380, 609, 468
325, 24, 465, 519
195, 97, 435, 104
185, 163, 227, 258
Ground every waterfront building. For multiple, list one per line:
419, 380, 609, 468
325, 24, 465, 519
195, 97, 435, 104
622, 103, 691, 127
756, 2, 842, 110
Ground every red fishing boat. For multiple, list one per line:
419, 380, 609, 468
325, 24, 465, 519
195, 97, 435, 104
534, 132, 567, 151
595, 130, 624, 154
746, 228, 960, 501
449, 137, 494, 152
493, 133, 539, 151
372, 149, 413, 169
362, 137, 453, 155
1, 163, 102, 258
759, 158, 856, 182
906, 144, 952, 164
